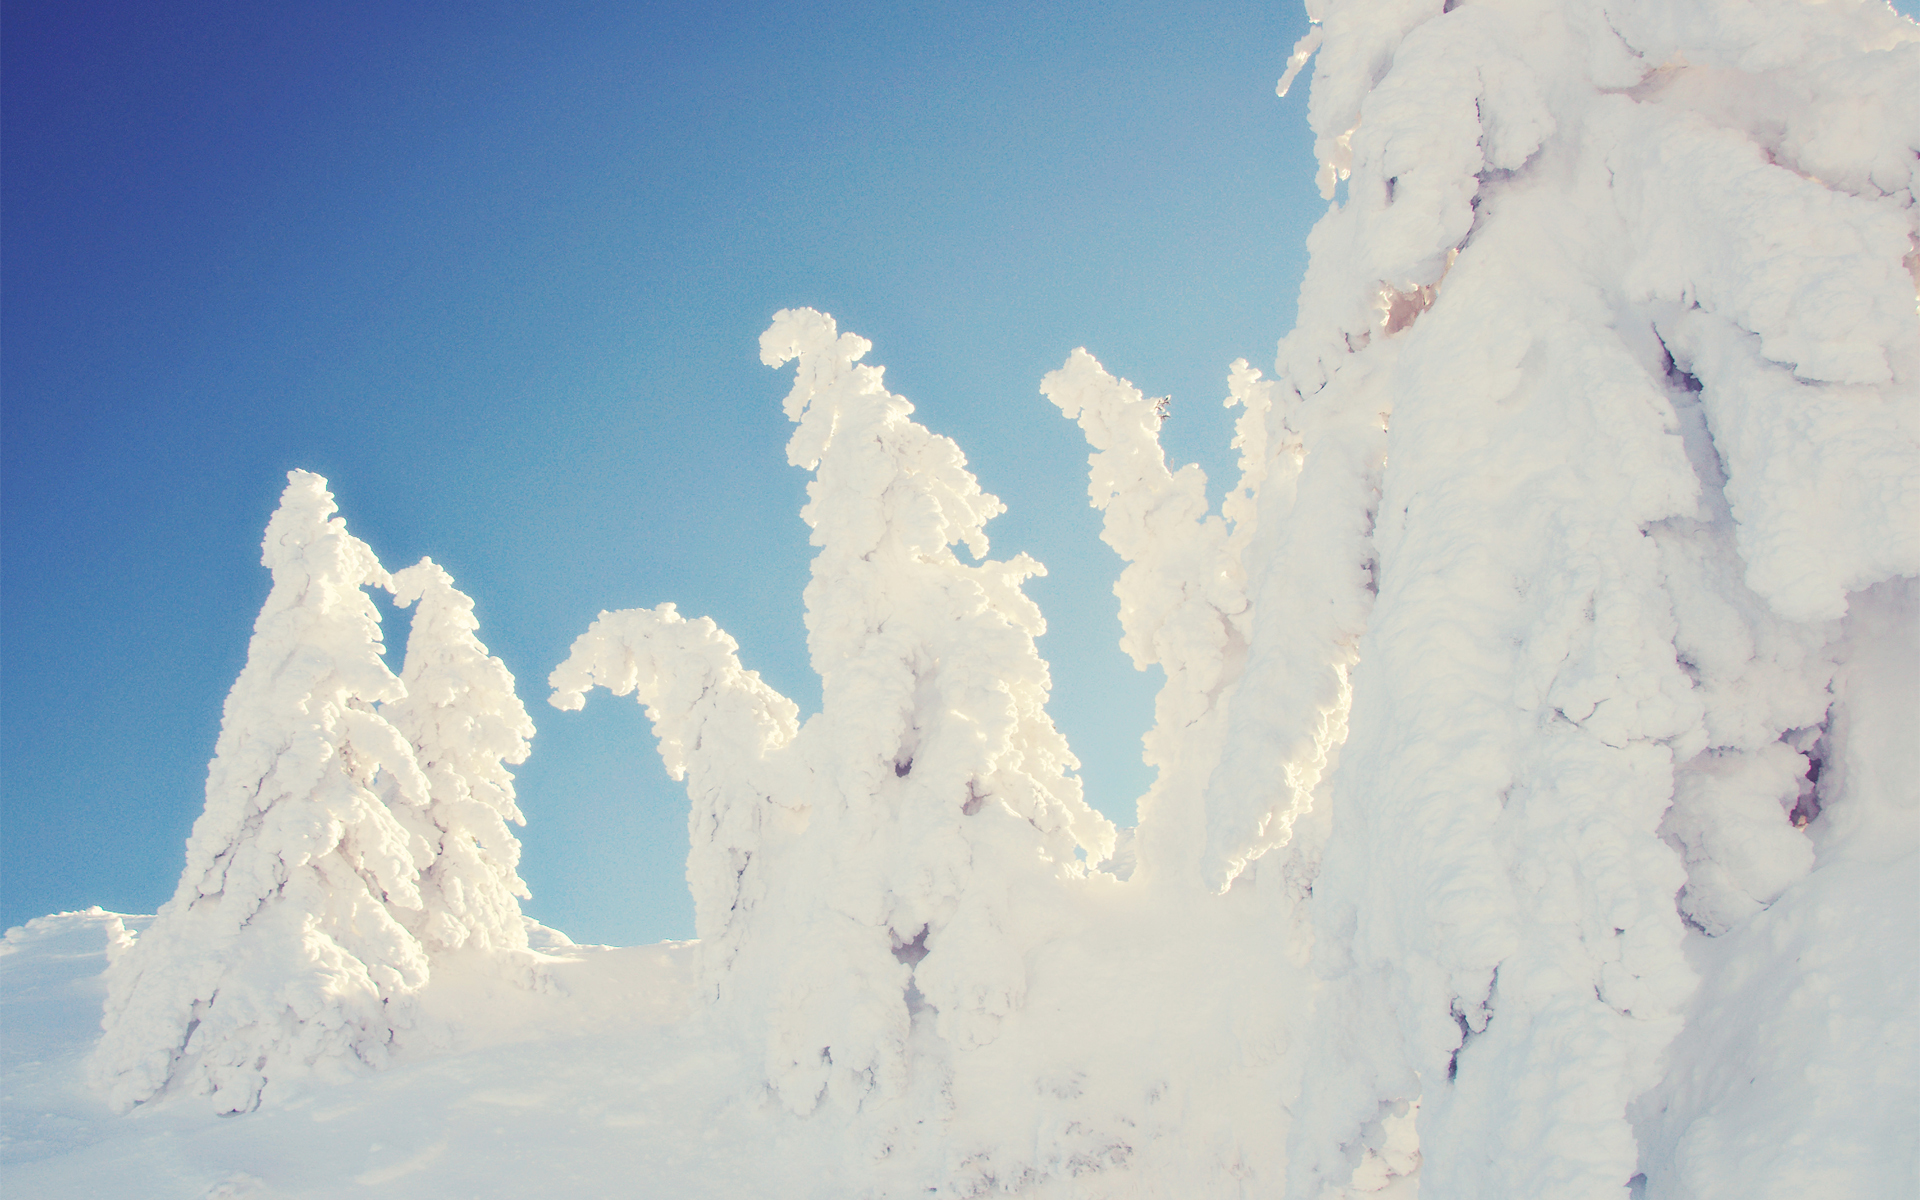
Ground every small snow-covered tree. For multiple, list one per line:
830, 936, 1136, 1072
550, 602, 800, 989
383, 558, 536, 954
91, 471, 435, 1114
1042, 350, 1275, 887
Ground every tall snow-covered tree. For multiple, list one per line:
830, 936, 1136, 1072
91, 471, 436, 1114
383, 558, 536, 954
1184, 1, 1920, 1196
760, 307, 1114, 1075
553, 308, 1116, 1129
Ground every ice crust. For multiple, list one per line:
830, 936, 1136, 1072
17, 0, 1919, 1195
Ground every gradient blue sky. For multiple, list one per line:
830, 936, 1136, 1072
8, 0, 1329, 944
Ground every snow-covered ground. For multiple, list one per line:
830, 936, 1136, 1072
4, 911, 762, 1199
5, 0, 1917, 1196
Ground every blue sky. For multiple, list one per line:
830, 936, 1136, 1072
7, 0, 1317, 944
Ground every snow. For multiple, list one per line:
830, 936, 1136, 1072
9, 910, 716, 1199
7, 0, 1918, 1195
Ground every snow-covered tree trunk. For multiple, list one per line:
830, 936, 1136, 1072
384, 558, 536, 955
90, 471, 436, 1114
1221, 1, 1919, 1196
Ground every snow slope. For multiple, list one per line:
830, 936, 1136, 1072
6, 910, 734, 1200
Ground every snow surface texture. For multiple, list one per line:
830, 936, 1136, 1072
9, 0, 1919, 1195
87, 473, 539, 1116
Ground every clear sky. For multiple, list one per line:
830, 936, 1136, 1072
6, 0, 1318, 945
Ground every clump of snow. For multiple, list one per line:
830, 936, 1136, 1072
1661, 743, 1815, 935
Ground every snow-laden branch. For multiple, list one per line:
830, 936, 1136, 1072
552, 604, 798, 783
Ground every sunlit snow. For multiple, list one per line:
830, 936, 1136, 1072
6, 0, 1917, 1196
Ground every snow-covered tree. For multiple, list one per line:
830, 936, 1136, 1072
553, 308, 1116, 1130
767, 306, 1116, 1112
1192, 1, 1920, 1196
550, 602, 801, 991
383, 558, 536, 954
1042, 350, 1274, 887
91, 471, 435, 1114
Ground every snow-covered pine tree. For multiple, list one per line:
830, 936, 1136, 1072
384, 558, 536, 955
553, 309, 1116, 1133
549, 602, 801, 995
1197, 1, 1920, 1195
761, 306, 1115, 1111
90, 471, 436, 1114
1042, 349, 1275, 888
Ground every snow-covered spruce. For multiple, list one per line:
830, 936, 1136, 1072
554, 310, 1116, 1146
384, 558, 537, 954
549, 602, 800, 998
760, 307, 1113, 1121
1041, 350, 1274, 887
1220, 2, 1920, 1197
90, 472, 436, 1114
